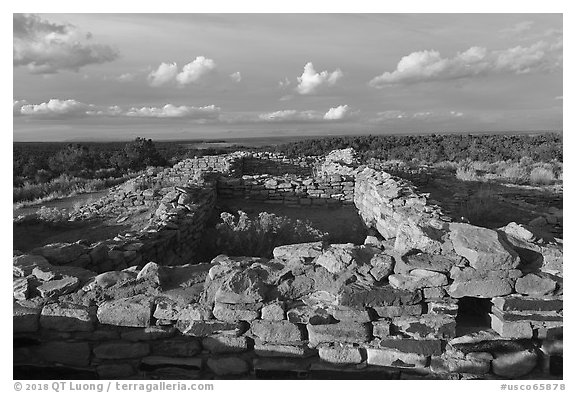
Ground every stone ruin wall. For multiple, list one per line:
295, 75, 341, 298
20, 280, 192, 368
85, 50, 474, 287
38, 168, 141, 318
13, 149, 563, 379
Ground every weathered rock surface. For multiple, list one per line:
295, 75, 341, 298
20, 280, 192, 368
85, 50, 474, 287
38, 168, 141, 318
449, 223, 520, 270
307, 322, 370, 346
250, 320, 303, 343
515, 274, 557, 296
97, 295, 153, 327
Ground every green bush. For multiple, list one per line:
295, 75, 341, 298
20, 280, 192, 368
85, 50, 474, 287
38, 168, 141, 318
210, 210, 327, 258
529, 167, 556, 185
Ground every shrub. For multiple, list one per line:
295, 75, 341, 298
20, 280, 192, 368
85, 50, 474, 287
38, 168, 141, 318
500, 163, 530, 184
529, 167, 556, 185
210, 210, 327, 258
35, 206, 70, 223
455, 166, 480, 182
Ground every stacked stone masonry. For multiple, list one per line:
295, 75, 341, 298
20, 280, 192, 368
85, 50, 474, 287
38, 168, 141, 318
13, 148, 562, 379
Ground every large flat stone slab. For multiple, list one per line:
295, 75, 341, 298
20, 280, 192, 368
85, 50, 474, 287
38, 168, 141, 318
449, 223, 520, 270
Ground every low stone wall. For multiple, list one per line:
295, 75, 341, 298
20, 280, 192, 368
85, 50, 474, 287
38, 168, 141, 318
29, 183, 217, 272
13, 238, 561, 379
217, 174, 355, 206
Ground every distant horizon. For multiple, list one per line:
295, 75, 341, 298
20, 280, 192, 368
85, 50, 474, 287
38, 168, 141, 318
12, 128, 563, 144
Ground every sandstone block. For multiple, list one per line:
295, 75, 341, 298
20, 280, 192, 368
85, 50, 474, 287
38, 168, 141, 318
449, 223, 519, 270
388, 269, 448, 291
340, 285, 422, 308
272, 242, 323, 260
37, 276, 79, 298
254, 344, 315, 358
391, 314, 456, 339
250, 320, 303, 343
40, 303, 94, 331
307, 322, 370, 346
318, 345, 363, 364
490, 314, 533, 338
212, 302, 261, 322
177, 320, 236, 337
447, 278, 513, 298
492, 296, 563, 312
97, 295, 153, 327
515, 273, 557, 296
366, 348, 429, 368
261, 301, 285, 320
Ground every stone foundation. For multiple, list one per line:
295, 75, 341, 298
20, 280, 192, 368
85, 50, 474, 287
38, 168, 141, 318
13, 148, 562, 379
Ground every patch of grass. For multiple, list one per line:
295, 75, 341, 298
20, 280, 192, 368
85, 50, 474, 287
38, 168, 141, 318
13, 172, 140, 206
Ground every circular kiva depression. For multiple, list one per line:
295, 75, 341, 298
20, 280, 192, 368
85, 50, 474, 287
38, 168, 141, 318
13, 148, 563, 379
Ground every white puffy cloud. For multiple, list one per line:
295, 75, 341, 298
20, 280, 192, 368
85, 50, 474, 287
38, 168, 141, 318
296, 62, 343, 94
14, 99, 221, 120
176, 56, 217, 85
13, 14, 118, 74
323, 105, 350, 120
147, 57, 218, 87
125, 104, 220, 119
147, 62, 178, 87
13, 100, 28, 116
18, 99, 93, 118
229, 71, 242, 83
369, 39, 562, 87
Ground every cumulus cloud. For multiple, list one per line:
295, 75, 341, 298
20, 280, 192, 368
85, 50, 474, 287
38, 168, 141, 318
324, 105, 350, 120
13, 13, 118, 74
14, 99, 221, 120
125, 104, 220, 119
296, 62, 343, 94
17, 99, 94, 118
369, 39, 562, 87
147, 62, 178, 87
147, 57, 218, 87
229, 71, 242, 83
176, 57, 217, 85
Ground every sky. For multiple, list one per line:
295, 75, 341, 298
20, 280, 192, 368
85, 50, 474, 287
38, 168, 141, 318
13, 13, 563, 141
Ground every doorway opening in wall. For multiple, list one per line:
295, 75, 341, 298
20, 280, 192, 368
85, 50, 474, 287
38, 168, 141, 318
455, 297, 492, 335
